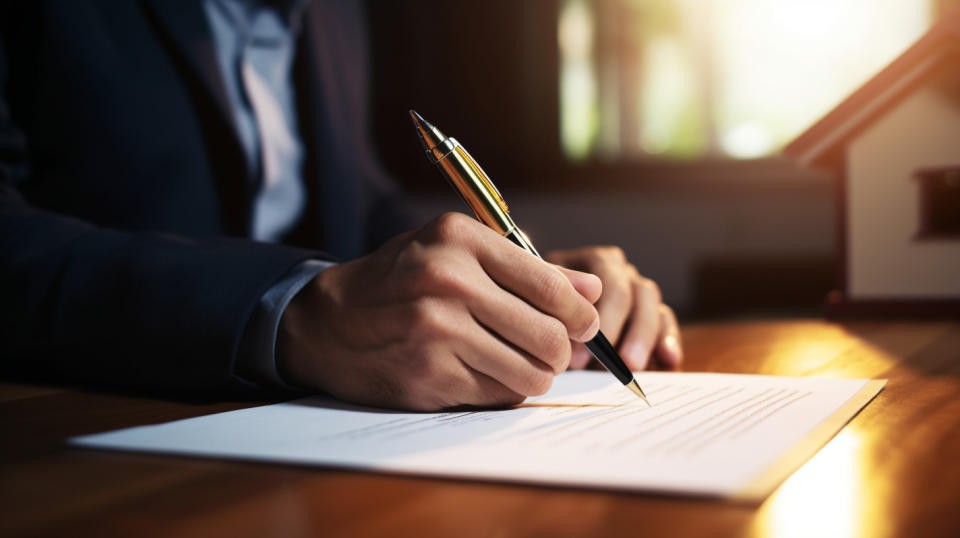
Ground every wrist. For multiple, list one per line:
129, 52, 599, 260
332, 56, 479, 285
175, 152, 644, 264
276, 269, 332, 390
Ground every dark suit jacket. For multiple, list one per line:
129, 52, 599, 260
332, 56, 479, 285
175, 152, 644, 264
0, 0, 411, 393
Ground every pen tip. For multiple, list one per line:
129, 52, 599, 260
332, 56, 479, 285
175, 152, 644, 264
408, 109, 445, 153
626, 379, 652, 407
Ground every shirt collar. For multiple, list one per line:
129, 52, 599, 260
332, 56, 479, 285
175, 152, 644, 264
215, 0, 310, 33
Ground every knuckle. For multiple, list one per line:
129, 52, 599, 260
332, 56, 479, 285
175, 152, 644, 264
576, 306, 600, 340
558, 291, 599, 339
605, 278, 631, 304
520, 367, 554, 396
403, 382, 448, 412
536, 318, 571, 372
536, 269, 569, 307
588, 246, 624, 264
604, 246, 626, 262
640, 278, 662, 302
500, 392, 527, 407
429, 212, 472, 244
412, 257, 467, 297
408, 299, 449, 340
485, 386, 526, 408
407, 346, 451, 388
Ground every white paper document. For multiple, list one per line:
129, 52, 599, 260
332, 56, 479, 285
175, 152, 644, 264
70, 372, 884, 501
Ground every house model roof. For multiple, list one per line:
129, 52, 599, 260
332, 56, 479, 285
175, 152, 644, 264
784, 10, 960, 166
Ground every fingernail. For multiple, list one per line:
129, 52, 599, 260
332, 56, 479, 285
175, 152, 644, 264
664, 335, 683, 365
621, 342, 650, 370
579, 316, 600, 341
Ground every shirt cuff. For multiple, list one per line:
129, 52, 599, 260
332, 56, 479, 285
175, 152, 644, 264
235, 259, 335, 390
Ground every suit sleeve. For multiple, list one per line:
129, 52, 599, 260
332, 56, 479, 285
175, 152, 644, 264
0, 38, 330, 395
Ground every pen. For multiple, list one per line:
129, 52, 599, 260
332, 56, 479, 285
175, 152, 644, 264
409, 110, 651, 406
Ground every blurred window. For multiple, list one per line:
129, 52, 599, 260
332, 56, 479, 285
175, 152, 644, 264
559, 0, 934, 161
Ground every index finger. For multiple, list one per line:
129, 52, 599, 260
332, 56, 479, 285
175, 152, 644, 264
471, 229, 600, 343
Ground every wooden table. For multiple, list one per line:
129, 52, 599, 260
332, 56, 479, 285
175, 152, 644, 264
2, 319, 959, 538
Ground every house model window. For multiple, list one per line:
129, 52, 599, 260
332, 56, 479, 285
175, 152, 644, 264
915, 167, 960, 238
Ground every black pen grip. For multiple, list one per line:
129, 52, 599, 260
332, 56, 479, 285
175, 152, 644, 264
506, 228, 634, 384
585, 332, 633, 385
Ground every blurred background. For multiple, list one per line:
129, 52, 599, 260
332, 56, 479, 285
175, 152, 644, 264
364, 0, 959, 319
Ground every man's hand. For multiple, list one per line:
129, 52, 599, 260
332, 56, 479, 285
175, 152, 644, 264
278, 213, 602, 411
547, 247, 682, 372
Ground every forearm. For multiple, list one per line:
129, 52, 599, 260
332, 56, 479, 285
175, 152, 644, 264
0, 188, 331, 393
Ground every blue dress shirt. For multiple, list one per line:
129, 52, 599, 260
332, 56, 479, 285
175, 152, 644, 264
204, 0, 333, 389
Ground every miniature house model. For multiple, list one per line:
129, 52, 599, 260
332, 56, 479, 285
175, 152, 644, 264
785, 13, 960, 315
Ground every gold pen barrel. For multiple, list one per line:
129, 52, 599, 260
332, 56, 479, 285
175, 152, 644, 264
436, 142, 540, 257
436, 141, 513, 235
410, 109, 540, 257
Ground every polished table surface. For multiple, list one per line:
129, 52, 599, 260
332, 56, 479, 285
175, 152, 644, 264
2, 319, 959, 538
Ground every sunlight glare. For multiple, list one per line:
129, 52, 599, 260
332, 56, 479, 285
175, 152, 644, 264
714, 0, 932, 154
756, 430, 863, 538
559, 0, 599, 161
559, 0, 933, 161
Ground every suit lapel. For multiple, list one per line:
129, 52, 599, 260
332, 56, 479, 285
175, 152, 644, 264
295, 6, 357, 258
141, 0, 253, 236
141, 0, 237, 139
294, 2, 368, 259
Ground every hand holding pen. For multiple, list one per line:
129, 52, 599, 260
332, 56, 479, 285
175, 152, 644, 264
278, 211, 604, 411
274, 111, 681, 411
409, 111, 682, 402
